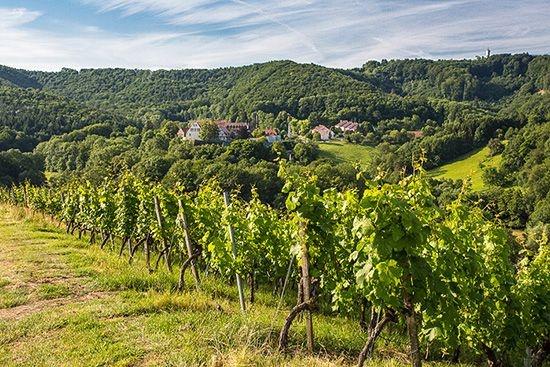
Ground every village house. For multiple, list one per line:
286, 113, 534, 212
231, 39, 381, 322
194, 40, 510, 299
218, 120, 250, 132
335, 120, 359, 133
263, 128, 281, 143
176, 128, 188, 139
217, 120, 250, 139
408, 130, 424, 139
181, 120, 251, 142
184, 121, 203, 141
217, 123, 231, 142
312, 124, 333, 141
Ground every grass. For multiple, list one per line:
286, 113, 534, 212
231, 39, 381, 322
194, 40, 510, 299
0, 288, 28, 309
317, 141, 501, 192
429, 147, 502, 191
37, 284, 72, 300
0, 205, 479, 367
318, 140, 374, 167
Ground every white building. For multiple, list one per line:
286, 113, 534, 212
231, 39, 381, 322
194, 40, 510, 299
181, 120, 248, 142
185, 121, 202, 141
312, 125, 333, 141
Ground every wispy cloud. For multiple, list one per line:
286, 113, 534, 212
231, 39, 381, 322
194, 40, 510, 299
0, 7, 42, 28
0, 1, 549, 71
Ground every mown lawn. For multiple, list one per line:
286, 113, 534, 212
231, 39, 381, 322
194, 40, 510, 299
318, 141, 374, 167
0, 206, 478, 367
429, 147, 502, 191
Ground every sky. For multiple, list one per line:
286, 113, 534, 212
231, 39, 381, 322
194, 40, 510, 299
1, 0, 549, 71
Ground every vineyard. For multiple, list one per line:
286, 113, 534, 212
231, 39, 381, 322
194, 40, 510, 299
1, 163, 548, 367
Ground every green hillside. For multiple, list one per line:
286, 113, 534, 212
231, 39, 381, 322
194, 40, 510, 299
429, 146, 502, 191
318, 141, 502, 191
0, 86, 131, 151
0, 65, 40, 89
18, 61, 382, 110
2, 54, 547, 125
318, 141, 374, 167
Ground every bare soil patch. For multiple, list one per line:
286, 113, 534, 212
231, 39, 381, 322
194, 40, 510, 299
0, 291, 113, 320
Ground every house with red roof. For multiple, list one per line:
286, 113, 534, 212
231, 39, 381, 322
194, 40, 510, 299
263, 128, 281, 143
408, 130, 424, 139
335, 120, 359, 133
312, 124, 333, 141
180, 120, 251, 142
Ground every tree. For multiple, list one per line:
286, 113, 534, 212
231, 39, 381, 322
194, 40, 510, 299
223, 139, 272, 163
0, 149, 45, 186
488, 138, 505, 156
292, 142, 319, 164
199, 120, 220, 141
134, 156, 173, 181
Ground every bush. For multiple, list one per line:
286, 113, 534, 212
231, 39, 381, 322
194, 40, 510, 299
488, 138, 505, 156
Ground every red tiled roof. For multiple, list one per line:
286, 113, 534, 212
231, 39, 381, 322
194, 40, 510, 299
312, 125, 331, 134
335, 120, 359, 131
216, 120, 248, 128
264, 128, 278, 136
409, 130, 424, 138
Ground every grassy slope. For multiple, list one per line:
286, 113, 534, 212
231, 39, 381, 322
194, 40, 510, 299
317, 141, 500, 191
318, 141, 374, 167
0, 206, 476, 367
429, 147, 502, 191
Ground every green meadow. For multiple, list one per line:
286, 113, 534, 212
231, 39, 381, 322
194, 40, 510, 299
429, 147, 502, 191
318, 141, 374, 167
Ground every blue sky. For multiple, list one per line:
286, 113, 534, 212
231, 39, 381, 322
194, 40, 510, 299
1, 0, 549, 70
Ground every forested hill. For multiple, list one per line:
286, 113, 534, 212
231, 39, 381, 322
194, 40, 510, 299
0, 66, 41, 89
12, 61, 381, 114
361, 54, 550, 100
0, 54, 548, 120
0, 86, 133, 151
1, 53, 549, 173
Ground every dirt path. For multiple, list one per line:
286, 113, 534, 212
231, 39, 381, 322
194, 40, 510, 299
0, 291, 112, 320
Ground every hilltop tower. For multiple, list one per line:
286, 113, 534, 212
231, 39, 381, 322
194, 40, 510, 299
486, 48, 491, 58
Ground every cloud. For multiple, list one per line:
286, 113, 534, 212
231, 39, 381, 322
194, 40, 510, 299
0, 5, 315, 70
82, 0, 214, 17
1, 1, 550, 71
82, 0, 324, 55
0, 7, 42, 28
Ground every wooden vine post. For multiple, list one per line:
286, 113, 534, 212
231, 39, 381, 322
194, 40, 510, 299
23, 185, 30, 216
403, 284, 422, 367
144, 234, 152, 273
223, 191, 246, 313
300, 218, 314, 353
153, 196, 172, 271
278, 218, 316, 352
177, 198, 200, 290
